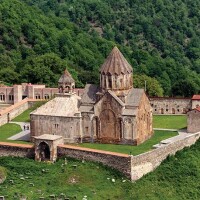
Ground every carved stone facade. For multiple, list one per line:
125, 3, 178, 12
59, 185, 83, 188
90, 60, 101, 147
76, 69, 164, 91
30, 46, 153, 145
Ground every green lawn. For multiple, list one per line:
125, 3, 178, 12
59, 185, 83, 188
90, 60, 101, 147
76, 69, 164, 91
12, 101, 46, 122
77, 130, 178, 155
0, 123, 31, 144
1, 139, 200, 199
0, 123, 22, 142
153, 115, 187, 129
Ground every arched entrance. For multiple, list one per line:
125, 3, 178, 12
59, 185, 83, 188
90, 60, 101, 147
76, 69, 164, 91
38, 142, 50, 161
99, 109, 116, 139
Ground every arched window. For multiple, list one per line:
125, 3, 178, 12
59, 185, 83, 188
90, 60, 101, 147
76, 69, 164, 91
35, 94, 41, 99
108, 75, 112, 88
0, 93, 5, 102
44, 94, 49, 100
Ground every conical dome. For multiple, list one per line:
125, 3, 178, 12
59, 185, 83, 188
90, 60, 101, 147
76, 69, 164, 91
58, 69, 74, 84
100, 46, 133, 75
100, 47, 133, 93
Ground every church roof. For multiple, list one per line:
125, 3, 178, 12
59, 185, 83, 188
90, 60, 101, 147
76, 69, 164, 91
58, 69, 75, 84
80, 84, 100, 104
100, 46, 133, 75
126, 88, 145, 106
31, 96, 80, 117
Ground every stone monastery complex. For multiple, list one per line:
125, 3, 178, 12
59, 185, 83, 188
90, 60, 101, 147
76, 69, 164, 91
0, 46, 200, 138
30, 47, 153, 145
0, 47, 200, 181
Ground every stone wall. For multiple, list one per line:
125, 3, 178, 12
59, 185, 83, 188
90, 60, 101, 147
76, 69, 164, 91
30, 115, 82, 143
0, 142, 34, 158
0, 99, 42, 126
0, 98, 29, 126
131, 132, 200, 180
0, 132, 199, 182
149, 97, 191, 114
57, 145, 131, 178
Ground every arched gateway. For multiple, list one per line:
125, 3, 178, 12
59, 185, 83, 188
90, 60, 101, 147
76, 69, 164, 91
38, 142, 50, 161
34, 134, 63, 162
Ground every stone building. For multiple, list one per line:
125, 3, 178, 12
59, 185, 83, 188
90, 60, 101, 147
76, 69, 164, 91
0, 82, 83, 105
191, 95, 200, 109
149, 97, 191, 115
30, 47, 153, 145
187, 107, 200, 133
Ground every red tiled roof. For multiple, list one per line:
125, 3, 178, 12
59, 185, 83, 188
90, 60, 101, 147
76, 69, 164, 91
192, 95, 200, 100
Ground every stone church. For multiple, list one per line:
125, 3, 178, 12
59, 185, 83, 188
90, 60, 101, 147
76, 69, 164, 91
30, 47, 153, 145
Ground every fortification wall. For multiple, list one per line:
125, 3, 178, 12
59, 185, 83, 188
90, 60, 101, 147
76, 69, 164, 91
131, 132, 200, 180
0, 142, 34, 158
149, 97, 191, 114
57, 145, 131, 178
0, 133, 199, 182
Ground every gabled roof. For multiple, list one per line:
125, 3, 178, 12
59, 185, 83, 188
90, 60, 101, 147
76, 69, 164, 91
58, 69, 74, 84
107, 90, 125, 107
100, 46, 133, 75
31, 96, 80, 117
126, 88, 145, 106
80, 84, 100, 104
192, 95, 200, 100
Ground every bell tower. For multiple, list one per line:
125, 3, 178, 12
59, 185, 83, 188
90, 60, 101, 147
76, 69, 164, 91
58, 69, 75, 94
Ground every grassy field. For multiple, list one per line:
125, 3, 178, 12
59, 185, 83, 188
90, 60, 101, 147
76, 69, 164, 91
0, 139, 200, 199
0, 123, 31, 144
0, 123, 22, 142
153, 115, 187, 129
77, 130, 178, 155
12, 101, 46, 122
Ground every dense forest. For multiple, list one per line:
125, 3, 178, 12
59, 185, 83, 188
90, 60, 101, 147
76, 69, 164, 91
0, 0, 200, 96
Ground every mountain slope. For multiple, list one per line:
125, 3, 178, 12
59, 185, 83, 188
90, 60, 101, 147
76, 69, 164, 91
0, 0, 200, 96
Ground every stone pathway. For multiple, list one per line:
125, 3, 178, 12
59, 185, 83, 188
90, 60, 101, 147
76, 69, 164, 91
153, 128, 178, 131
153, 128, 193, 148
8, 122, 30, 141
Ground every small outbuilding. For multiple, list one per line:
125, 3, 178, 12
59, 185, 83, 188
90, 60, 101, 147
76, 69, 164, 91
187, 107, 200, 133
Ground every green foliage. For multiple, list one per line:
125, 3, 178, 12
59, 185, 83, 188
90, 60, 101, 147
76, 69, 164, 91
0, 166, 7, 183
1, 139, 200, 199
134, 74, 164, 96
12, 101, 46, 122
153, 115, 187, 129
0, 0, 200, 96
79, 130, 178, 155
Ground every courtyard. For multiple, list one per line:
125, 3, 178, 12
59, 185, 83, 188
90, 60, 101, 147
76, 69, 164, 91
0, 107, 186, 155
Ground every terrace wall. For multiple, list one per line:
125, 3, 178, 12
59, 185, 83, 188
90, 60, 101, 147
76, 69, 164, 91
57, 145, 131, 178
0, 133, 199, 181
0, 142, 34, 158
0, 99, 42, 126
131, 131, 200, 180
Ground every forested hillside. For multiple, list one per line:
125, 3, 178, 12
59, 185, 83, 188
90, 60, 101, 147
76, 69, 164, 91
0, 0, 200, 96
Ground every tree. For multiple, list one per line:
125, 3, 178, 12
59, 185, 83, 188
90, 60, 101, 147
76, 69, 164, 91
133, 74, 163, 97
